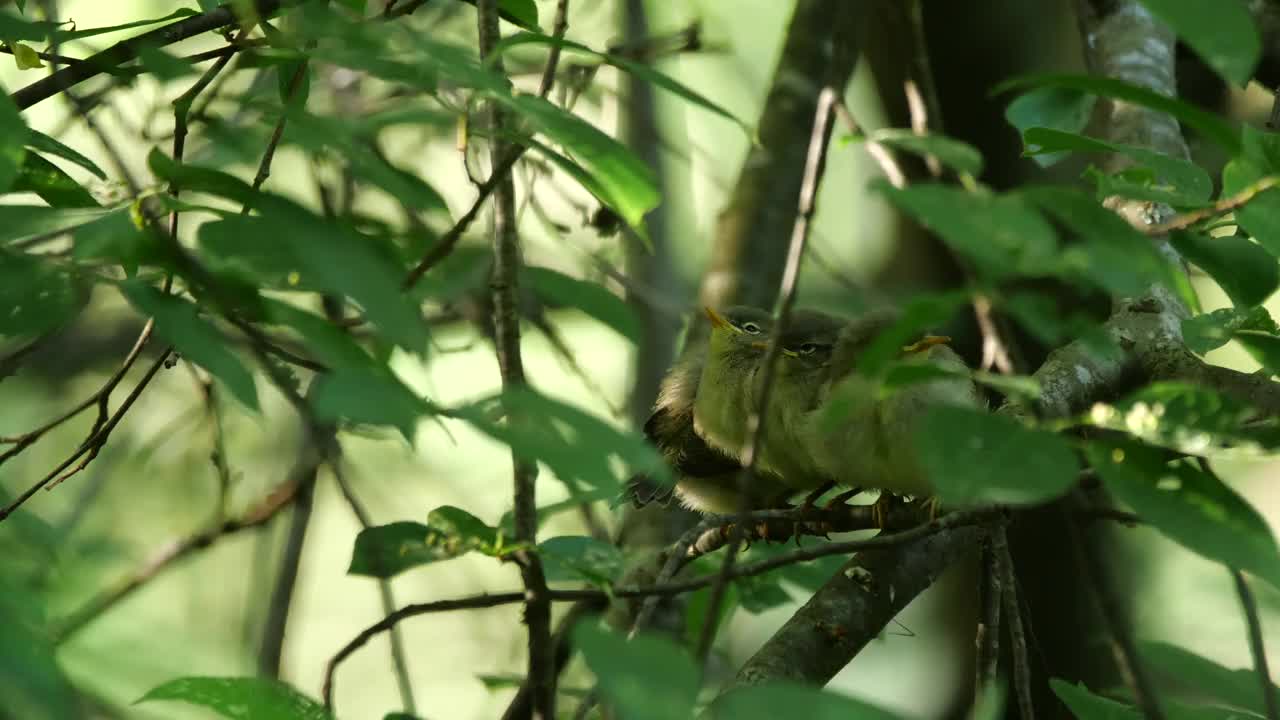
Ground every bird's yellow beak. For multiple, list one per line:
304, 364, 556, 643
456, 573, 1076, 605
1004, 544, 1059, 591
901, 335, 952, 355
704, 306, 730, 330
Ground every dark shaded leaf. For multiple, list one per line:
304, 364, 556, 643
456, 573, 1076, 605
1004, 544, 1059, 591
259, 300, 373, 370
25, 129, 106, 179
0, 573, 78, 720
310, 366, 427, 441
1005, 86, 1096, 167
0, 251, 83, 337
348, 507, 503, 578
1182, 306, 1279, 354
1088, 440, 1280, 588
0, 91, 29, 193
916, 406, 1080, 506
1235, 330, 1280, 374
0, 204, 123, 245
12, 152, 100, 208
1137, 0, 1259, 85
1142, 641, 1280, 716
1050, 679, 1140, 720
525, 266, 638, 342
1022, 128, 1212, 206
136, 676, 333, 720
574, 623, 699, 720
1169, 230, 1279, 308
860, 128, 984, 176
538, 535, 623, 585
875, 182, 1058, 280
120, 282, 258, 410
710, 684, 903, 720
136, 45, 196, 80
995, 73, 1239, 151
497, 32, 749, 131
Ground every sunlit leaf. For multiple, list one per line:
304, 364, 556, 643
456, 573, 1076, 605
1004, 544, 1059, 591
1083, 382, 1280, 454
1169, 230, 1279, 308
574, 623, 699, 720
1137, 0, 1259, 86
710, 683, 903, 720
917, 406, 1080, 506
1088, 440, 1280, 589
136, 676, 333, 720
120, 282, 259, 411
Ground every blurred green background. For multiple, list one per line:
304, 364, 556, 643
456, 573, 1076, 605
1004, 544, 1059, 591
2, 1, 1279, 718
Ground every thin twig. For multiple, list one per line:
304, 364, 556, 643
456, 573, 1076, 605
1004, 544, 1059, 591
973, 294, 1014, 375
1141, 176, 1280, 235
50, 461, 314, 643
323, 508, 993, 704
331, 463, 418, 716
1067, 495, 1165, 720
695, 85, 839, 666
1233, 568, 1279, 720
475, 1, 555, 717
245, 60, 310, 208
994, 523, 1034, 720
830, 96, 906, 189
976, 537, 1003, 699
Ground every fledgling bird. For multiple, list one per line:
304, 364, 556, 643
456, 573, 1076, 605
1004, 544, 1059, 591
626, 306, 790, 515
764, 307, 983, 518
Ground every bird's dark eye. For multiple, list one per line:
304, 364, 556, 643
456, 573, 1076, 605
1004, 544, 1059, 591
741, 322, 762, 334
799, 343, 819, 355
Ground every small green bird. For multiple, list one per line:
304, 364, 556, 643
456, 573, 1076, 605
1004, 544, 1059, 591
763, 307, 983, 519
627, 306, 790, 515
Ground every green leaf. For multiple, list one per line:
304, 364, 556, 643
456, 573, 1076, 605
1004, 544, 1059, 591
0, 91, 29, 193
310, 366, 427, 441
874, 182, 1058, 280
456, 387, 669, 494
525, 266, 639, 342
1088, 440, 1280, 588
0, 11, 56, 42
348, 507, 502, 578
135, 45, 196, 80
25, 129, 106, 179
995, 74, 1240, 152
10, 42, 42, 69
1005, 86, 1096, 167
0, 204, 123, 245
916, 406, 1080, 506
1235, 330, 1280, 374
1183, 306, 1279, 354
452, 0, 539, 30
0, 251, 83, 337
259, 300, 373, 370
1050, 679, 1140, 720
1021, 185, 1178, 298
1223, 128, 1280, 257
0, 574, 78, 720
51, 9, 200, 43
1142, 641, 1280, 716
1023, 128, 1212, 206
277, 60, 310, 107
1136, 0, 1259, 86
496, 32, 750, 132
574, 623, 699, 720
499, 93, 659, 238
538, 536, 622, 585
12, 152, 100, 208
710, 683, 903, 720
136, 677, 333, 720
1169, 230, 1279, 308
860, 128, 984, 176
119, 282, 259, 411
1084, 382, 1280, 454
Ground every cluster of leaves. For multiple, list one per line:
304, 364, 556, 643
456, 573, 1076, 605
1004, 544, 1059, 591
3, 0, 1280, 718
